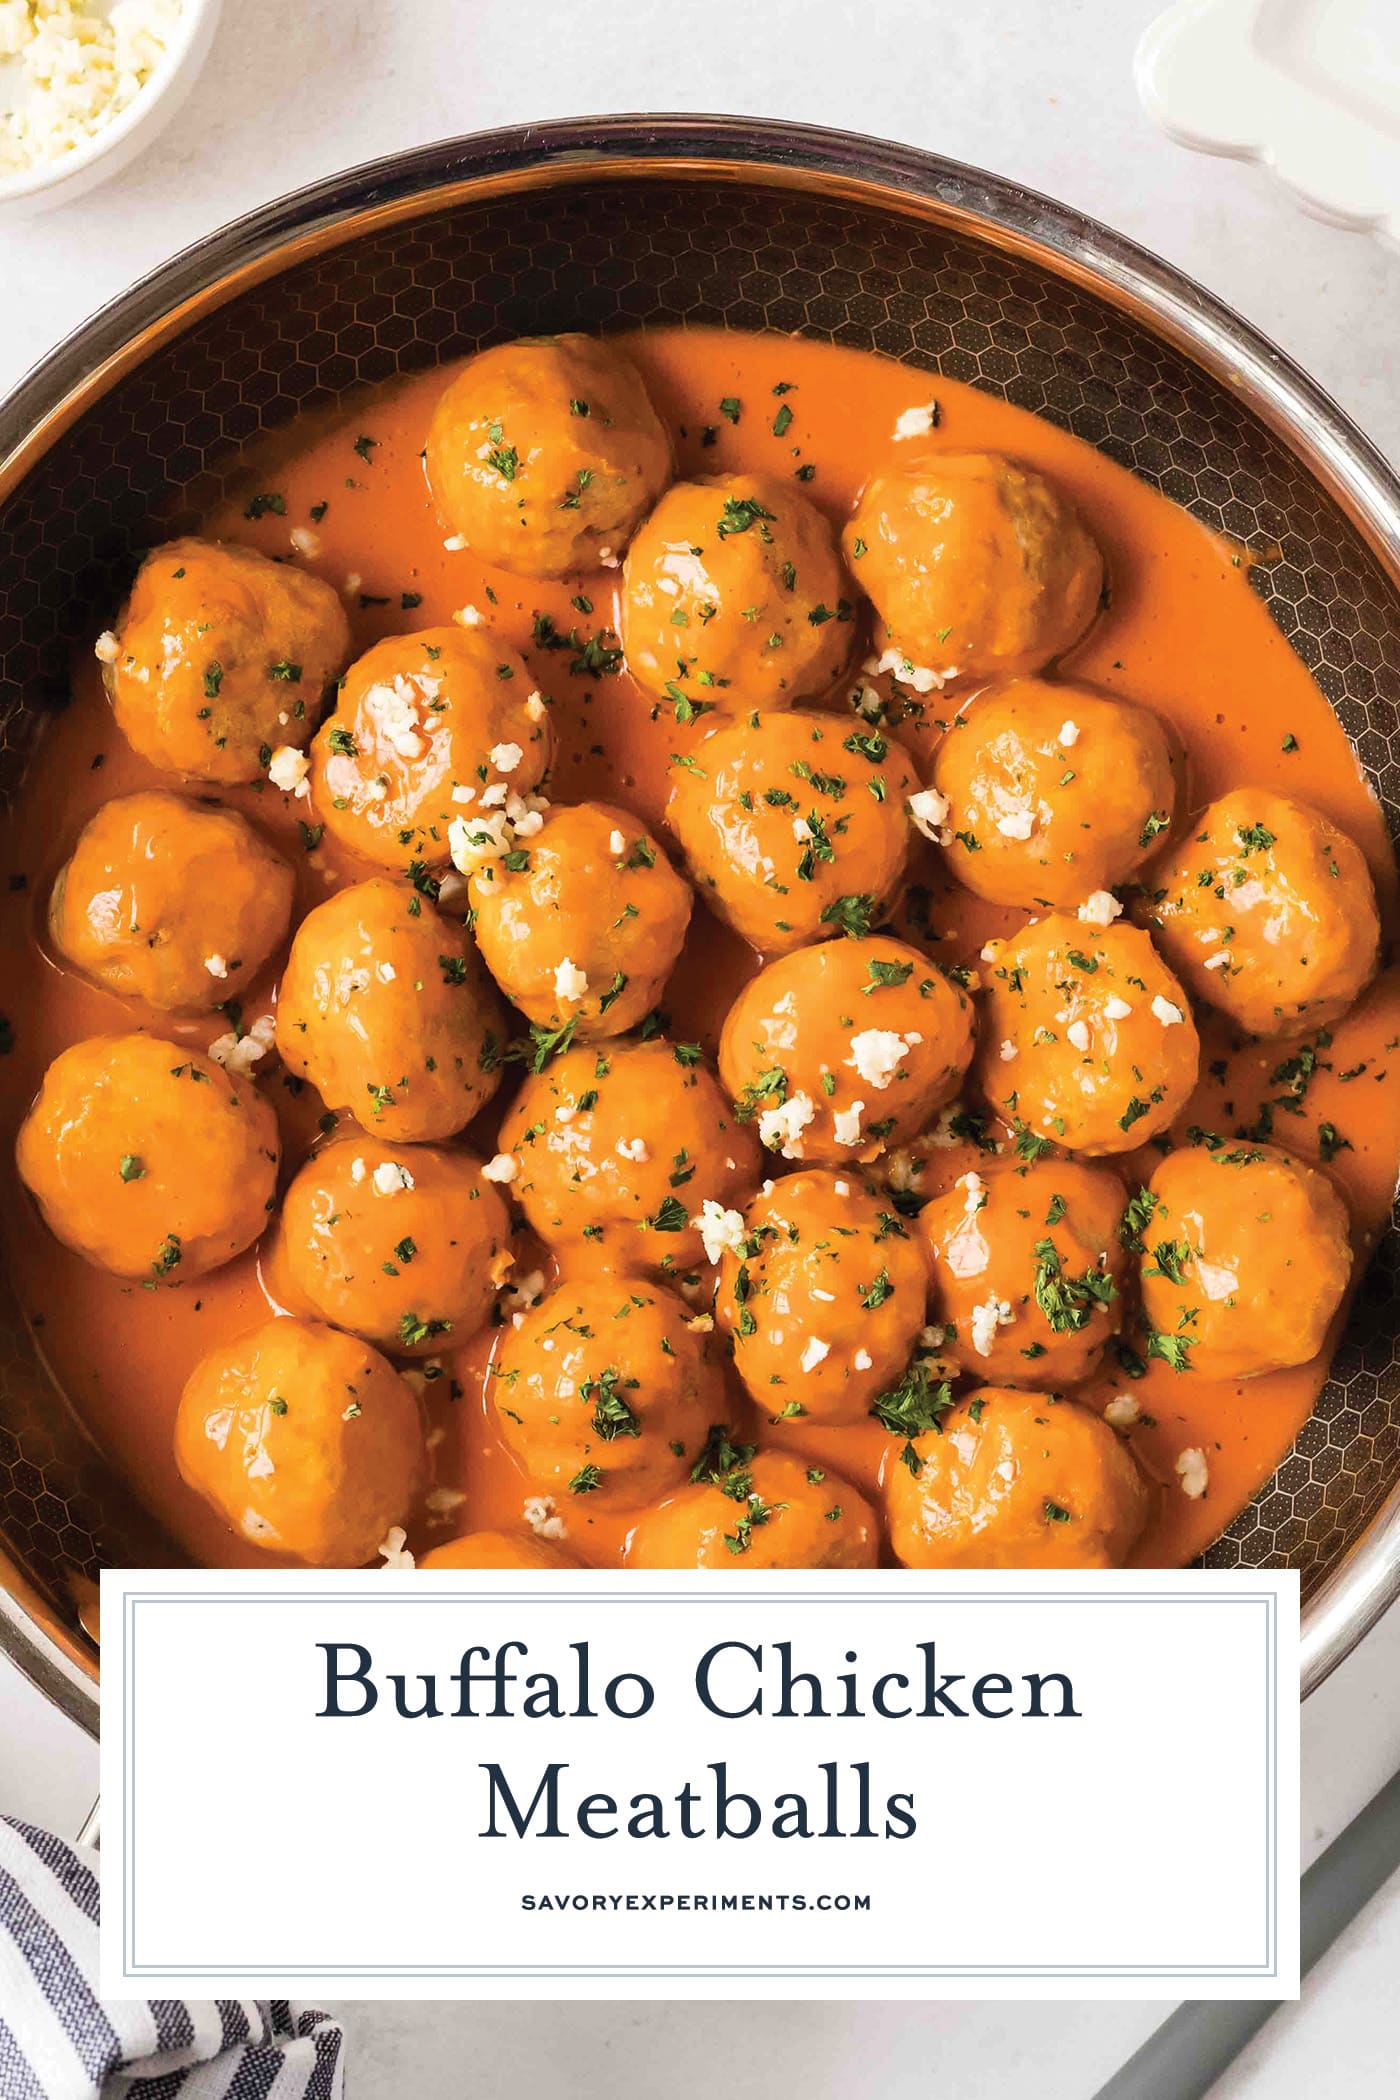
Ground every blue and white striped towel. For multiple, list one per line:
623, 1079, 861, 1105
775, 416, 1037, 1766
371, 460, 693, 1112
0, 1819, 345, 2099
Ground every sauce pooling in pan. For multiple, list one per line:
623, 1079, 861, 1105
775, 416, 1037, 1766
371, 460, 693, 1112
1, 326, 1396, 1577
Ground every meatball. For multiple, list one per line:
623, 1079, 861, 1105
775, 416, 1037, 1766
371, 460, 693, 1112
1142, 789, 1380, 1038
931, 679, 1176, 908
175, 1316, 424, 1564
277, 877, 505, 1141
714, 1170, 930, 1426
920, 1159, 1126, 1388
621, 474, 853, 709
470, 801, 691, 1038
498, 1036, 759, 1277
264, 1136, 513, 1357
425, 333, 672, 578
100, 536, 350, 785
1138, 1141, 1353, 1379
844, 451, 1103, 685
719, 936, 975, 1166
420, 1530, 580, 1569
15, 1032, 278, 1280
885, 1388, 1148, 1569
667, 711, 918, 954
48, 790, 294, 1013
490, 1276, 722, 1507
309, 627, 553, 870
979, 915, 1200, 1155
625, 1445, 878, 1568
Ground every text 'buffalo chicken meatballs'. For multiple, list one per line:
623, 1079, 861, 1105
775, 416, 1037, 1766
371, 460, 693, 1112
175, 1316, 425, 1566
720, 936, 975, 1167
625, 1439, 878, 1568
844, 451, 1103, 686
621, 474, 854, 709
667, 711, 918, 954
263, 1135, 514, 1358
885, 1387, 1149, 1570
425, 333, 673, 578
277, 876, 505, 1141
498, 1035, 758, 1278
309, 627, 553, 870
490, 1277, 722, 1507
99, 536, 350, 784
931, 679, 1177, 909
47, 789, 295, 1013
1142, 788, 1381, 1039
1139, 1142, 1353, 1380
979, 915, 1200, 1154
920, 1159, 1127, 1388
468, 800, 692, 1039
714, 1170, 931, 1426
16, 1033, 279, 1281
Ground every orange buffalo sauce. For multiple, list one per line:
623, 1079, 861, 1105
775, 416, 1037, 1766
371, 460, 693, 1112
1, 325, 1396, 1578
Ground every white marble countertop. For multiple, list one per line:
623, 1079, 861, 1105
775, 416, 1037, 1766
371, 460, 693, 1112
2, 0, 1398, 2091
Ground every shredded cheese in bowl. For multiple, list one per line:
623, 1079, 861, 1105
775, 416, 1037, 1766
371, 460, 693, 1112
0, 0, 182, 179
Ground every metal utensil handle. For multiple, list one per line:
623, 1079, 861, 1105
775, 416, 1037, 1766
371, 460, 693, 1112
1091, 1763, 1400, 2098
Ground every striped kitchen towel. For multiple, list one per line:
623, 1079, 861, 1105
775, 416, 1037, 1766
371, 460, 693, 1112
0, 1819, 345, 2099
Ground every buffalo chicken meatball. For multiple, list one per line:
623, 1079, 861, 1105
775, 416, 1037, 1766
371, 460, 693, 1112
885, 1387, 1148, 1569
264, 1136, 513, 1357
1142, 789, 1381, 1038
625, 1443, 878, 1568
719, 936, 975, 1166
175, 1316, 425, 1565
100, 536, 349, 784
310, 627, 553, 870
498, 1036, 759, 1276
621, 474, 853, 709
420, 1530, 580, 1569
277, 876, 505, 1140
920, 1159, 1126, 1388
425, 333, 672, 578
932, 679, 1177, 908
490, 1277, 721, 1506
667, 711, 918, 954
469, 801, 691, 1037
714, 1170, 930, 1426
844, 451, 1103, 686
979, 915, 1200, 1155
1138, 1141, 1353, 1379
16, 1032, 278, 1280
48, 790, 294, 1013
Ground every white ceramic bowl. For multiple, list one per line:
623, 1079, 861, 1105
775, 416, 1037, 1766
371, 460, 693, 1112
0, 0, 221, 218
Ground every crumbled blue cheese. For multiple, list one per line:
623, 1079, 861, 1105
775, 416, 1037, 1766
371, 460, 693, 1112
524, 1495, 567, 1540
907, 787, 950, 841
371, 1161, 414, 1195
1, 0, 183, 177
1175, 1448, 1209, 1499
758, 1091, 815, 1157
694, 1199, 746, 1265
1077, 890, 1121, 928
267, 744, 311, 798
848, 1028, 922, 1090
969, 1294, 1014, 1356
207, 1012, 275, 1076
553, 957, 589, 1004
